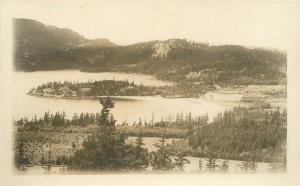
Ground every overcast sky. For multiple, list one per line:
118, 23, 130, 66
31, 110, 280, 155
5, 0, 299, 49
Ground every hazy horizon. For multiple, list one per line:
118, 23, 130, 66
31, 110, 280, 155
7, 0, 297, 50
12, 17, 284, 51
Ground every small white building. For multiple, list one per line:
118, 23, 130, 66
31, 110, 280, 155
185, 71, 202, 79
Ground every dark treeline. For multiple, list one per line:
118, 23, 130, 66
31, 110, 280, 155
15, 111, 112, 129
14, 100, 287, 173
29, 80, 214, 98
186, 107, 286, 163
68, 98, 190, 171
15, 97, 191, 172
15, 110, 208, 132
129, 44, 286, 85
15, 106, 287, 164
30, 80, 157, 97
67, 98, 149, 171
14, 110, 204, 138
15, 111, 97, 130
15, 19, 286, 85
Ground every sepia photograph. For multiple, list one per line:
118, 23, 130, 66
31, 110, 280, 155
1, 0, 300, 185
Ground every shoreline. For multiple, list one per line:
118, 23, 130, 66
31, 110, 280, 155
14, 69, 286, 86
27, 93, 149, 101
27, 93, 193, 101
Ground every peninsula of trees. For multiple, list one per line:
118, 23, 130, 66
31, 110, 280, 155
28, 80, 214, 98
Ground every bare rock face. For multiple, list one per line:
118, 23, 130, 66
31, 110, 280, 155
152, 42, 171, 59
151, 39, 189, 59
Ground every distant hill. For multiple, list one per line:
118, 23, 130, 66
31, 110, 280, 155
14, 18, 86, 50
14, 18, 116, 70
86, 38, 116, 48
14, 18, 286, 85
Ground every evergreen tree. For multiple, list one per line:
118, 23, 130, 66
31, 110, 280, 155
239, 160, 250, 172
173, 152, 190, 170
150, 129, 189, 171
221, 160, 229, 172
68, 97, 149, 171
150, 129, 176, 170
15, 137, 29, 170
136, 128, 144, 154
198, 159, 203, 170
205, 156, 217, 172
43, 111, 50, 124
131, 128, 149, 170
47, 144, 52, 171
40, 154, 45, 165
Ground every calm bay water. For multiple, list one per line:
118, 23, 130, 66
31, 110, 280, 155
13, 71, 282, 174
12, 70, 243, 124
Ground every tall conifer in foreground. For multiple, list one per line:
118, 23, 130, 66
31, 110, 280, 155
68, 97, 149, 171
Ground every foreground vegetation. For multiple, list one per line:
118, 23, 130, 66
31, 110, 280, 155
187, 108, 286, 163
15, 97, 286, 173
15, 98, 191, 172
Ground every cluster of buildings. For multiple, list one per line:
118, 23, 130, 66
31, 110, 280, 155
29, 86, 92, 97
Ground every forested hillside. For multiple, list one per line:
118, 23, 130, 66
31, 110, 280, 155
14, 18, 116, 70
14, 18, 286, 85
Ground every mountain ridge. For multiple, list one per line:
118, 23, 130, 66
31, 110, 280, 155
13, 18, 287, 85
14, 18, 116, 49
